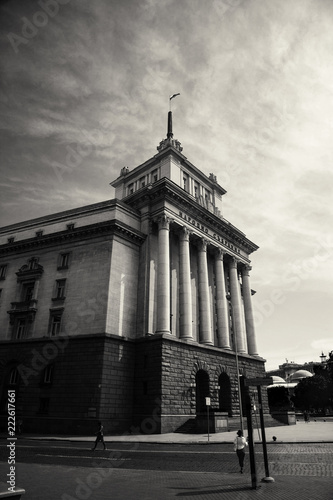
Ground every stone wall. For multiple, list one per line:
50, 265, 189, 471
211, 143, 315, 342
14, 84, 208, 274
0, 334, 136, 435
0, 333, 269, 435
131, 334, 268, 434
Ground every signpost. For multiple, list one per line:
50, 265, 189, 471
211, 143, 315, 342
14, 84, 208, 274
243, 376, 275, 485
205, 397, 211, 442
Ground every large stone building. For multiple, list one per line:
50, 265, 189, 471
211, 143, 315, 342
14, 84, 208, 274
0, 113, 267, 434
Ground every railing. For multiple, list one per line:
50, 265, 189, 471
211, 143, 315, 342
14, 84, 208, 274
9, 299, 38, 311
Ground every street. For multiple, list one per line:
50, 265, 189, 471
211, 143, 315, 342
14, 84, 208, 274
1, 439, 333, 476
1, 439, 333, 499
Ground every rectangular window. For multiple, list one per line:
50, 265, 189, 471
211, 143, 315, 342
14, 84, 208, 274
22, 282, 35, 302
43, 365, 54, 384
9, 368, 19, 385
55, 279, 66, 299
152, 169, 158, 183
16, 318, 27, 339
194, 182, 199, 198
49, 310, 63, 336
58, 252, 70, 270
128, 183, 134, 195
0, 264, 8, 280
140, 176, 145, 188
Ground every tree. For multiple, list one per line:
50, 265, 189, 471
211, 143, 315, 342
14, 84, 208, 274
292, 374, 333, 412
267, 386, 292, 411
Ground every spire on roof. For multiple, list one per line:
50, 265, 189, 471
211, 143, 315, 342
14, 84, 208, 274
157, 104, 183, 153
167, 111, 173, 139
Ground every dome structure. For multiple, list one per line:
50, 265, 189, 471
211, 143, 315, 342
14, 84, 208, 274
272, 376, 286, 384
290, 370, 313, 382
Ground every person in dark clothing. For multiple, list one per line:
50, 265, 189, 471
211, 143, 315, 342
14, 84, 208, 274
233, 429, 248, 473
91, 421, 107, 451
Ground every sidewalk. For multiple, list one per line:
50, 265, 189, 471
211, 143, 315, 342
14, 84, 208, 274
25, 420, 333, 444
1, 421, 332, 500
4, 462, 332, 500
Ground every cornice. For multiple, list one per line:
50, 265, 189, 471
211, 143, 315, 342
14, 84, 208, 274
125, 179, 258, 254
0, 219, 146, 256
0, 199, 140, 235
111, 146, 226, 195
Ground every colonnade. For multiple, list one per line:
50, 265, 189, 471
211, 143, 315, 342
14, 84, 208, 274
155, 216, 258, 356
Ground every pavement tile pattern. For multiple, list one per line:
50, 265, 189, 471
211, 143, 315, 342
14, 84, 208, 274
6, 463, 333, 500
0, 421, 332, 499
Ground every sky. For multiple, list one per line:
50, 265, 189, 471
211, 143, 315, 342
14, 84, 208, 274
0, 0, 332, 370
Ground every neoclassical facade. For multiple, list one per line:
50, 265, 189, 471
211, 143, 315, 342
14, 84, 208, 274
0, 113, 267, 434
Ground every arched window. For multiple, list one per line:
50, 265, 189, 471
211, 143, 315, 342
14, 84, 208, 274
195, 370, 210, 413
218, 372, 232, 415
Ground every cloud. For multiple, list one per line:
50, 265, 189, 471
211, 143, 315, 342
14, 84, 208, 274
0, 0, 333, 369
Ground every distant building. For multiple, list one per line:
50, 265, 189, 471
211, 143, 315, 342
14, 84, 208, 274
265, 354, 330, 388
0, 112, 268, 434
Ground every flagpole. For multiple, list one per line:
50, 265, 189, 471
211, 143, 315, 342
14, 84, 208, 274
169, 93, 180, 111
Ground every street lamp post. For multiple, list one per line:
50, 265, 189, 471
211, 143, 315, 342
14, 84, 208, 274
226, 293, 244, 433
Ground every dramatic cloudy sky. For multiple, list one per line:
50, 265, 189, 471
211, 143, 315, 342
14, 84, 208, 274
1, 0, 332, 370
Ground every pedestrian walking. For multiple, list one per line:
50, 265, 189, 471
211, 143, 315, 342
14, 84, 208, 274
91, 421, 107, 451
303, 411, 310, 423
234, 429, 248, 473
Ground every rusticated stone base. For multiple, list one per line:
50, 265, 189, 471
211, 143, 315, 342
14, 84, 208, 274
0, 333, 267, 435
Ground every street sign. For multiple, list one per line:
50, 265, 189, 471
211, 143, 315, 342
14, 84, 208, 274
205, 397, 211, 406
244, 377, 273, 387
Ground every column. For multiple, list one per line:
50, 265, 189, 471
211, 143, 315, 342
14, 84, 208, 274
229, 259, 246, 353
242, 265, 259, 355
215, 249, 230, 349
179, 227, 193, 340
197, 239, 213, 345
156, 215, 171, 333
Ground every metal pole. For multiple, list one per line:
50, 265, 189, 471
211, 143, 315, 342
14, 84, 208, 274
242, 378, 257, 489
257, 385, 274, 483
207, 403, 210, 443
227, 296, 244, 433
